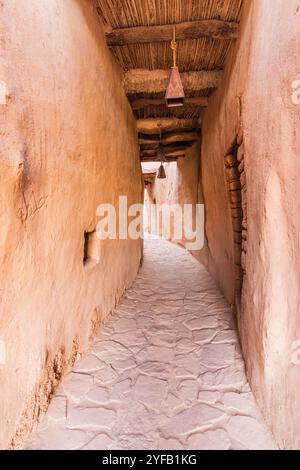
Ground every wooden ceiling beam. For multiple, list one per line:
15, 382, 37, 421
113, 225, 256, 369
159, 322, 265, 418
131, 96, 208, 110
141, 155, 183, 163
106, 20, 239, 46
124, 69, 221, 94
140, 141, 193, 151
141, 147, 190, 157
139, 128, 199, 141
137, 118, 200, 135
139, 131, 199, 146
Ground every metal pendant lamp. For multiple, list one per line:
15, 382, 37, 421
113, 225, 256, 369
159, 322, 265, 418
156, 125, 167, 179
165, 27, 185, 108
157, 163, 166, 179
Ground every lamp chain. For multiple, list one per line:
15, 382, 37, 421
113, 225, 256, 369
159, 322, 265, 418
171, 26, 177, 68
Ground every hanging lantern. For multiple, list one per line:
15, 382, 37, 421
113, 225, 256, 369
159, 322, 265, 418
165, 27, 185, 108
156, 125, 166, 179
157, 163, 166, 179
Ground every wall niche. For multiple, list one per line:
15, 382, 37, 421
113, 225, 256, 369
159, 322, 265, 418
83, 230, 101, 267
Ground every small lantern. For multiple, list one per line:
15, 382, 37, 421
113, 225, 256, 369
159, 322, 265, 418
157, 163, 166, 179
156, 125, 166, 179
165, 27, 185, 108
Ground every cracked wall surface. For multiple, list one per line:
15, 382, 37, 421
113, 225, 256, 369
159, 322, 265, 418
200, 0, 300, 449
0, 0, 142, 449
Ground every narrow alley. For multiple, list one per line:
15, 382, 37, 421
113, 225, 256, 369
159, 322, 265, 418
26, 238, 275, 450
1, 0, 300, 454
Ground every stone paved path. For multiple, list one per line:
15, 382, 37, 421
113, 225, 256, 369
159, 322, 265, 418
26, 238, 276, 450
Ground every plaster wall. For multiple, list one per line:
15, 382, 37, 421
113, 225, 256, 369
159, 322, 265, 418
0, 0, 142, 448
201, 0, 300, 449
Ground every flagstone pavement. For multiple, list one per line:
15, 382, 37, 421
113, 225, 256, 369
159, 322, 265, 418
25, 237, 276, 450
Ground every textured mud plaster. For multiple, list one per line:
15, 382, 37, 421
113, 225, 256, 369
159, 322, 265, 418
0, 0, 142, 449
0, 80, 8, 105
145, 142, 208, 264
200, 0, 300, 449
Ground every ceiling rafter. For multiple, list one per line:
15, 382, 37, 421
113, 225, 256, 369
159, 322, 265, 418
123, 69, 222, 95
136, 118, 201, 134
106, 19, 239, 46
130, 96, 208, 110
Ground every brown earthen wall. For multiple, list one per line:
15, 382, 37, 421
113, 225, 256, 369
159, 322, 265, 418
201, 0, 300, 449
0, 0, 142, 448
